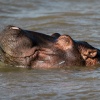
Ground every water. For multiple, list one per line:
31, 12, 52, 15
0, 0, 100, 99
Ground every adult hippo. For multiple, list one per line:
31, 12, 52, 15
0, 25, 100, 69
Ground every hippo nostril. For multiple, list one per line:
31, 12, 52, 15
10, 26, 19, 30
4, 25, 20, 30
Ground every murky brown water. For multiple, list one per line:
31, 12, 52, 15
0, 0, 100, 100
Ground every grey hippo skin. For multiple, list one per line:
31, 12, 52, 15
0, 25, 100, 69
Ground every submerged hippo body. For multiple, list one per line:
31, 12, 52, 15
0, 25, 100, 69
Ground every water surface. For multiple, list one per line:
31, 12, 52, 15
0, 0, 100, 100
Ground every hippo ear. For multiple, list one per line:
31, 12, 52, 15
55, 35, 73, 50
82, 49, 97, 60
87, 49, 97, 57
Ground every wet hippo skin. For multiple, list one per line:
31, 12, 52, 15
0, 25, 100, 69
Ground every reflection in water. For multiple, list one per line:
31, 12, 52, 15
0, 0, 100, 99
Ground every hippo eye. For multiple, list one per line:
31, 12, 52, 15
58, 35, 72, 45
55, 35, 73, 50
65, 38, 70, 45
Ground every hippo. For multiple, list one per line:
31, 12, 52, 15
0, 25, 100, 69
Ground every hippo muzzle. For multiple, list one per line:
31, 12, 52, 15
0, 25, 39, 67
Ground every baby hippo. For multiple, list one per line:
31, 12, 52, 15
0, 25, 100, 69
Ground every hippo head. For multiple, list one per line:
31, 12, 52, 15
0, 25, 99, 68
